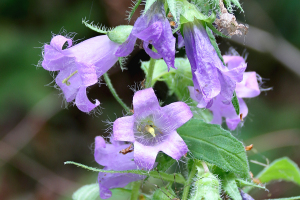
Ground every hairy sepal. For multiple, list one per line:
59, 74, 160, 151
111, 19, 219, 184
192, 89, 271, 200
107, 25, 133, 44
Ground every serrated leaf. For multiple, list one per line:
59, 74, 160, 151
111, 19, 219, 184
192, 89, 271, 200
167, 0, 177, 22
72, 184, 99, 200
179, 0, 212, 24
205, 25, 225, 65
222, 173, 242, 200
155, 153, 176, 172
232, 91, 240, 115
144, 0, 157, 14
236, 179, 266, 190
177, 119, 250, 179
256, 157, 300, 186
265, 197, 300, 200
128, 0, 142, 21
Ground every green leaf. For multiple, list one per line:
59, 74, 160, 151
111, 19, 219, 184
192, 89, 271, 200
167, 0, 177, 22
72, 184, 99, 200
107, 25, 133, 44
236, 179, 266, 190
256, 157, 300, 186
82, 19, 111, 34
177, 119, 250, 179
205, 24, 225, 65
127, 0, 142, 21
265, 197, 300, 200
64, 161, 186, 184
155, 153, 176, 172
222, 173, 242, 200
224, 0, 244, 13
206, 22, 229, 38
179, 0, 214, 24
152, 184, 177, 200
72, 184, 132, 200
144, 0, 157, 14
231, 91, 240, 115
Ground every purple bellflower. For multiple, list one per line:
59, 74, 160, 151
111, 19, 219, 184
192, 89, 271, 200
113, 88, 192, 170
115, 0, 176, 70
183, 21, 246, 108
189, 56, 260, 130
42, 35, 120, 112
94, 136, 145, 199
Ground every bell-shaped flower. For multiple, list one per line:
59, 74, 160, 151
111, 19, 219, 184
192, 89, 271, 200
115, 0, 176, 70
113, 88, 192, 170
94, 136, 145, 199
190, 64, 261, 130
42, 35, 120, 112
183, 21, 246, 108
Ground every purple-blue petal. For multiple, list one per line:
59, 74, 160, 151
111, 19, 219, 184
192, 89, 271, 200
134, 141, 159, 170
113, 116, 135, 142
236, 72, 260, 98
75, 87, 100, 113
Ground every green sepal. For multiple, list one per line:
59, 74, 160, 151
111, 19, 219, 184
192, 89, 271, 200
72, 183, 132, 200
224, 0, 244, 13
82, 19, 111, 34
232, 91, 240, 115
205, 24, 225, 65
144, 0, 157, 14
118, 57, 127, 71
190, 169, 221, 200
177, 119, 250, 180
179, 0, 216, 24
107, 25, 133, 44
127, 0, 143, 21
256, 157, 300, 186
206, 22, 230, 38
191, 0, 220, 15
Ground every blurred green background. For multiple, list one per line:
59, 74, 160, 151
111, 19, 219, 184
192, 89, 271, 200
0, 0, 299, 199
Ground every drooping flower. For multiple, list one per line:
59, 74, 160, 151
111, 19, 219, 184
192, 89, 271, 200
42, 35, 120, 112
115, 0, 176, 70
240, 190, 254, 200
183, 21, 246, 108
189, 58, 261, 130
94, 136, 145, 199
113, 88, 192, 170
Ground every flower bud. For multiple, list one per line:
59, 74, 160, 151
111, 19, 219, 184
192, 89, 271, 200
107, 25, 133, 44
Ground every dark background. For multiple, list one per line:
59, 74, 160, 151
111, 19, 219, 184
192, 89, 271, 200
0, 0, 299, 199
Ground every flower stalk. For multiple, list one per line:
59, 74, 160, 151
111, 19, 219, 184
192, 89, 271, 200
130, 181, 141, 200
103, 73, 131, 113
182, 160, 199, 200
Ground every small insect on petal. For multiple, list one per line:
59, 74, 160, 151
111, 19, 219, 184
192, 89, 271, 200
245, 144, 253, 151
240, 113, 243, 121
119, 144, 134, 155
170, 21, 176, 27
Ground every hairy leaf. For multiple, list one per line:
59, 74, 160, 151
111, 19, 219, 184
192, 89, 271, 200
222, 173, 242, 200
177, 119, 250, 179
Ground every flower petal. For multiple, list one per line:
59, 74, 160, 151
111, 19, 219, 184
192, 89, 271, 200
55, 66, 81, 102
218, 70, 236, 103
77, 62, 98, 87
236, 72, 260, 98
50, 35, 72, 51
133, 88, 161, 118
113, 116, 135, 142
158, 130, 188, 160
115, 34, 137, 57
134, 141, 158, 170
143, 41, 162, 59
161, 102, 193, 130
75, 87, 100, 112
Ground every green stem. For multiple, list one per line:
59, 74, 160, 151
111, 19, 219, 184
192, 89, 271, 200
182, 160, 198, 200
145, 47, 157, 88
103, 73, 130, 113
64, 161, 186, 184
130, 181, 141, 200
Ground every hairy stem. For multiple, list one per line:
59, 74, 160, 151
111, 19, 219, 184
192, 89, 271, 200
130, 181, 141, 200
103, 73, 130, 112
182, 160, 198, 200
145, 47, 157, 88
